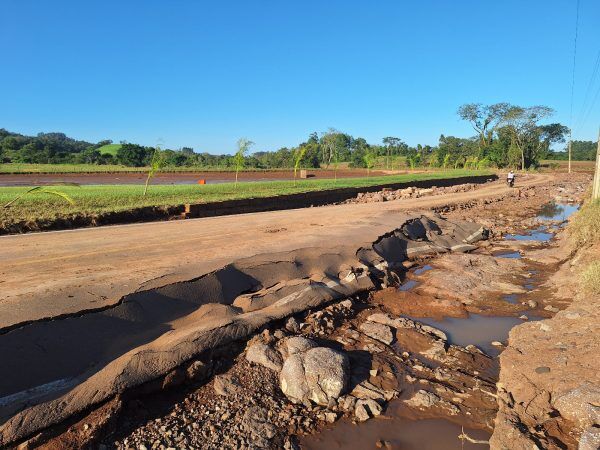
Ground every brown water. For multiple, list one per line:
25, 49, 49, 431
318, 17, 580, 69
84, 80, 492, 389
303, 202, 573, 449
301, 415, 490, 450
414, 314, 533, 356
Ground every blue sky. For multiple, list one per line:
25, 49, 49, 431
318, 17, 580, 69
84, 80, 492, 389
1, 0, 599, 153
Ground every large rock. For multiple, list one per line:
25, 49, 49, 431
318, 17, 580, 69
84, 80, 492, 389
246, 342, 283, 371
404, 390, 441, 409
553, 383, 600, 429
284, 336, 317, 355
359, 322, 394, 345
354, 399, 383, 422
280, 347, 349, 405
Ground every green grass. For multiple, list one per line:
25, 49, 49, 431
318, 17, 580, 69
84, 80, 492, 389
0, 170, 490, 225
97, 143, 123, 156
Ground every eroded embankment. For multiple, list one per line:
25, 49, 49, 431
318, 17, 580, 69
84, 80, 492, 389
490, 233, 600, 448
0, 213, 487, 447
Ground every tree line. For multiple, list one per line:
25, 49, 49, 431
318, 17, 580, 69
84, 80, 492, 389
0, 103, 595, 170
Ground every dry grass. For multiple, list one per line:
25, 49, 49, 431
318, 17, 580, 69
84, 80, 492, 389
568, 198, 600, 247
581, 261, 600, 295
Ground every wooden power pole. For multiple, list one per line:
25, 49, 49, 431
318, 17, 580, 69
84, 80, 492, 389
568, 140, 572, 174
593, 127, 600, 200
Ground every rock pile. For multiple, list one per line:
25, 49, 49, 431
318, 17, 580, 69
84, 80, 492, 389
345, 183, 480, 204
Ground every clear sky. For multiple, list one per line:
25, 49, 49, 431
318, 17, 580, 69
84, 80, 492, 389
1, 0, 599, 153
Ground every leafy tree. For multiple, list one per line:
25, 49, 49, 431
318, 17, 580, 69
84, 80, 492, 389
501, 106, 556, 169
117, 144, 149, 167
363, 148, 377, 176
382, 137, 402, 169
234, 138, 253, 187
458, 103, 510, 153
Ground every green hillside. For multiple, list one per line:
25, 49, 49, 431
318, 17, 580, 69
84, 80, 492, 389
97, 143, 122, 156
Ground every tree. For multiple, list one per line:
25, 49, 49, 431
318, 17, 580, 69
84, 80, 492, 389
382, 137, 402, 169
117, 144, 149, 167
458, 103, 511, 153
500, 106, 557, 170
234, 138, 253, 188
363, 148, 377, 176
320, 129, 339, 170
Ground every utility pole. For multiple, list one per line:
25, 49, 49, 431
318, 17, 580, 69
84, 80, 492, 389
592, 127, 600, 200
568, 140, 572, 174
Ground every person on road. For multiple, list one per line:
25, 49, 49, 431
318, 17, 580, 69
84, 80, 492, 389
507, 170, 515, 187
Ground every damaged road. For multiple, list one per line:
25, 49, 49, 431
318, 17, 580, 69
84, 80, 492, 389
1, 172, 597, 449
0, 213, 488, 447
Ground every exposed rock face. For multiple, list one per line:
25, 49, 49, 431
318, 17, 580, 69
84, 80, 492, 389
245, 342, 283, 372
280, 347, 349, 406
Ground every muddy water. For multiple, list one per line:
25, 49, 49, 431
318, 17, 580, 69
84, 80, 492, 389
504, 227, 554, 242
304, 201, 576, 449
492, 250, 521, 259
415, 314, 528, 356
302, 415, 490, 450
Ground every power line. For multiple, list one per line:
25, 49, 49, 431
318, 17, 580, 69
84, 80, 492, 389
578, 79, 600, 134
569, 0, 580, 137
574, 49, 600, 134
568, 0, 580, 173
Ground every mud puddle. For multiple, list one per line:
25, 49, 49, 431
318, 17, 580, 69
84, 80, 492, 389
492, 250, 521, 259
536, 201, 579, 222
412, 314, 531, 357
302, 415, 490, 450
504, 202, 579, 242
504, 227, 553, 242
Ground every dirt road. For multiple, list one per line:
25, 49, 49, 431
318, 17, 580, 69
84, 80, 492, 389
0, 173, 550, 330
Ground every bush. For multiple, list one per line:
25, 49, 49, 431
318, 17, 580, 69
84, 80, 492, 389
569, 198, 600, 247
581, 261, 600, 295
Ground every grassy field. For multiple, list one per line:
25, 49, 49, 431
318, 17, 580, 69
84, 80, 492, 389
0, 170, 490, 225
97, 143, 123, 156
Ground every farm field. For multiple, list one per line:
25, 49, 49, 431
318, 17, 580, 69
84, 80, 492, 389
0, 170, 489, 227
0, 167, 393, 186
539, 159, 595, 171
